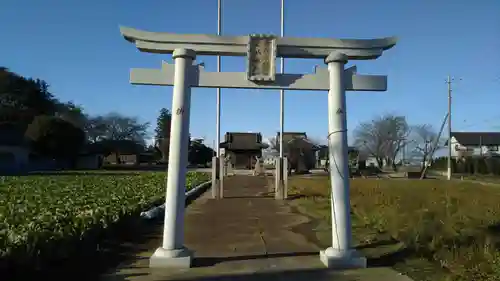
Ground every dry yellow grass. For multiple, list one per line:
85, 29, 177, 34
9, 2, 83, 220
288, 176, 500, 281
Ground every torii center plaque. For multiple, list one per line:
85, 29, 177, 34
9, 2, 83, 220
247, 34, 277, 82
119, 25, 397, 270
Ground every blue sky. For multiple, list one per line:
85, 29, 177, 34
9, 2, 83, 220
1, 0, 499, 147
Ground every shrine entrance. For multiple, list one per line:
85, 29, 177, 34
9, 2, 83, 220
119, 26, 397, 270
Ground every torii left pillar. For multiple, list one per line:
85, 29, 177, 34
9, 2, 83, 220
150, 48, 195, 268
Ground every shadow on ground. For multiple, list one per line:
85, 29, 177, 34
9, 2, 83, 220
110, 267, 409, 281
288, 201, 414, 270
222, 195, 275, 199
193, 252, 318, 267
2, 217, 164, 281
176, 268, 360, 281
26, 171, 143, 176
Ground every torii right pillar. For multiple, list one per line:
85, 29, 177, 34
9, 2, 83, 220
320, 52, 367, 268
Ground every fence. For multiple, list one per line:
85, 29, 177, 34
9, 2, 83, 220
431, 156, 500, 175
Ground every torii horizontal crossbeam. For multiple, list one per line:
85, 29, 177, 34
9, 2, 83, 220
120, 26, 397, 60
129, 62, 387, 91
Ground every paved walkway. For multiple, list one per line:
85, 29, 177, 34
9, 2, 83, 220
100, 175, 412, 281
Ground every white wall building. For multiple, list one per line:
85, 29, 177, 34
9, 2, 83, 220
447, 132, 500, 158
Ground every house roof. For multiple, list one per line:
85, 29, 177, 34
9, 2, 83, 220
220, 142, 268, 150
286, 137, 320, 151
448, 132, 500, 146
277, 132, 308, 144
221, 132, 268, 150
317, 145, 359, 157
276, 132, 324, 153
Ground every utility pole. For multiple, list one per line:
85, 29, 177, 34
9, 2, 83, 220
446, 76, 461, 180
446, 75, 452, 180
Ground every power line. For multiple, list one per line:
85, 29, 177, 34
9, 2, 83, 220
457, 114, 500, 130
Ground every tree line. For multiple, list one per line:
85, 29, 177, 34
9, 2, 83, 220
0, 67, 213, 168
262, 114, 442, 172
2, 66, 445, 170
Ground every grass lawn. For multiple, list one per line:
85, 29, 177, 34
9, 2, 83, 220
454, 174, 500, 184
288, 176, 500, 281
0, 171, 209, 272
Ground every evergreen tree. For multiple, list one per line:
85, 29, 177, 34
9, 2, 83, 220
154, 108, 172, 162
154, 108, 171, 141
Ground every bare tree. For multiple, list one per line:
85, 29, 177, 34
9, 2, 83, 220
262, 136, 278, 159
408, 124, 442, 170
102, 113, 150, 143
268, 136, 280, 153
83, 112, 150, 145
353, 114, 410, 170
83, 115, 108, 143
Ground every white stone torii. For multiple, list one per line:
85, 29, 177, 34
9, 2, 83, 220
130, 62, 387, 92
119, 26, 397, 270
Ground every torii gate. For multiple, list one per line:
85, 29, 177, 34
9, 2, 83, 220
119, 26, 397, 269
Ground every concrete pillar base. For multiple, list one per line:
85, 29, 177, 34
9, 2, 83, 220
274, 178, 285, 200
149, 247, 193, 269
274, 157, 288, 200
211, 156, 221, 199
319, 248, 367, 269
211, 179, 221, 199
219, 156, 224, 197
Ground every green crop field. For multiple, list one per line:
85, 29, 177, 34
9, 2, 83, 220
0, 171, 209, 269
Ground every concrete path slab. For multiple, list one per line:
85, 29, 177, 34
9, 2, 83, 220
100, 175, 413, 281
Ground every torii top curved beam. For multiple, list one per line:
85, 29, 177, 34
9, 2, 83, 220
120, 26, 397, 60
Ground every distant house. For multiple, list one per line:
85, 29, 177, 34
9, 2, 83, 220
104, 153, 138, 165
447, 132, 500, 158
276, 132, 320, 173
318, 145, 359, 160
91, 139, 144, 166
75, 143, 105, 169
318, 145, 364, 168
220, 132, 268, 169
0, 123, 29, 173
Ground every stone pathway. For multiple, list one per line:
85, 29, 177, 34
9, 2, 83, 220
100, 175, 413, 281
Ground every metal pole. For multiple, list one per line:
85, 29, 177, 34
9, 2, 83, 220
279, 0, 285, 160
275, 0, 286, 199
216, 0, 222, 157
212, 0, 223, 199
447, 75, 452, 180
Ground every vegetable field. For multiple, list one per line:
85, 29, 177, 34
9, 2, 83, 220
0, 171, 209, 269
